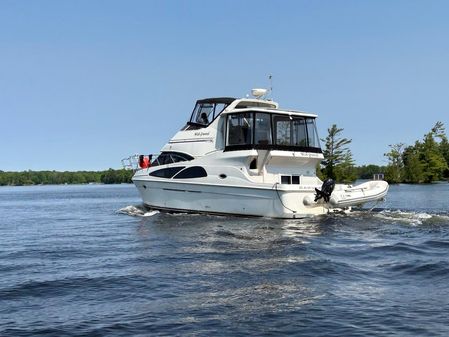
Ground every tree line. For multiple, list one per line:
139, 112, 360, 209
3, 122, 448, 186
384, 122, 449, 183
319, 121, 449, 184
0, 169, 133, 186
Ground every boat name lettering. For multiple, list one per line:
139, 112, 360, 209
194, 132, 210, 137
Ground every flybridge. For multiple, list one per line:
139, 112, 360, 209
185, 95, 279, 131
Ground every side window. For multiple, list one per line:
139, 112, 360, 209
152, 152, 193, 167
274, 116, 308, 147
227, 113, 254, 146
254, 113, 272, 145
216, 117, 226, 150
306, 118, 320, 148
274, 116, 291, 145
281, 175, 291, 184
214, 103, 227, 119
174, 166, 207, 179
149, 167, 185, 178
292, 118, 307, 146
196, 103, 214, 125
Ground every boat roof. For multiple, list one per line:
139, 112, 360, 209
224, 107, 318, 118
194, 97, 317, 118
196, 97, 236, 104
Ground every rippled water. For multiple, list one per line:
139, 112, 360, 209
1, 183, 449, 336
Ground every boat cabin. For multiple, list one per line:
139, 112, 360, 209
183, 97, 279, 130
224, 110, 321, 153
172, 96, 322, 158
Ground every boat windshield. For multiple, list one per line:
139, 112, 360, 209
190, 102, 229, 126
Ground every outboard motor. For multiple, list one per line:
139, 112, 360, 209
314, 178, 335, 203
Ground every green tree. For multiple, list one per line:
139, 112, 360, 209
420, 127, 447, 183
355, 164, 386, 179
402, 144, 424, 183
439, 136, 449, 178
334, 152, 357, 183
321, 124, 354, 182
384, 143, 404, 184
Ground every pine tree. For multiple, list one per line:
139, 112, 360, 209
384, 143, 404, 183
420, 128, 447, 183
321, 124, 354, 182
402, 144, 424, 183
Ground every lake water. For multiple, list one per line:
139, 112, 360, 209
1, 183, 449, 336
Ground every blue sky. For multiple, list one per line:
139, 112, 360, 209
1, 0, 448, 171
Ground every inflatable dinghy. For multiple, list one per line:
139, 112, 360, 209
328, 180, 389, 208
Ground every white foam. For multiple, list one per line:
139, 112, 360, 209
117, 205, 159, 217
375, 209, 448, 226
142, 210, 160, 217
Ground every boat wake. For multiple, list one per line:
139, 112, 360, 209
116, 204, 449, 226
373, 209, 449, 226
117, 205, 160, 217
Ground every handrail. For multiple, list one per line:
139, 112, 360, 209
121, 154, 141, 171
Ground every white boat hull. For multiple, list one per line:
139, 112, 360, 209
133, 179, 328, 218
133, 178, 389, 219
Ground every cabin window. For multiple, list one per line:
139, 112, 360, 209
274, 116, 308, 147
174, 166, 207, 179
225, 112, 321, 153
149, 166, 185, 178
254, 113, 272, 145
274, 116, 291, 146
151, 152, 193, 167
227, 113, 253, 146
306, 119, 320, 148
281, 175, 291, 184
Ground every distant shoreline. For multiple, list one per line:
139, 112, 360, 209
0, 169, 133, 186
3, 167, 447, 187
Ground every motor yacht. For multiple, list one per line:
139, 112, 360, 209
123, 89, 388, 218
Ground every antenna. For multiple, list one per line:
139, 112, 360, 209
268, 74, 273, 98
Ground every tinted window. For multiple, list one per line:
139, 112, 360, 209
292, 118, 307, 146
306, 119, 320, 148
227, 113, 253, 146
254, 113, 272, 145
281, 176, 291, 184
174, 166, 207, 179
274, 116, 291, 146
149, 166, 185, 178
152, 152, 193, 167
274, 116, 309, 147
224, 112, 321, 152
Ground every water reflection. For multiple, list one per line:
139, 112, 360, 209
130, 213, 336, 316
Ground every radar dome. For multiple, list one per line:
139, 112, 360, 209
251, 88, 267, 99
